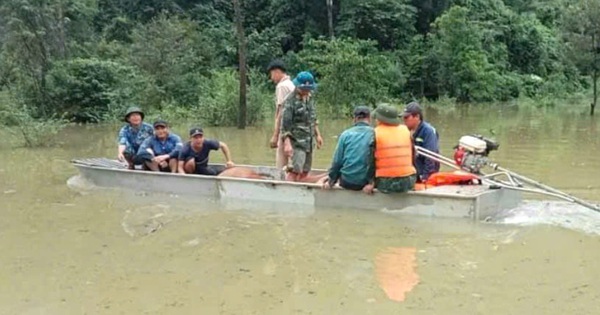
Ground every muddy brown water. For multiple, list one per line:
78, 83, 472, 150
1, 105, 599, 314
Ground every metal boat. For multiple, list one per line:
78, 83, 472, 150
70, 158, 522, 220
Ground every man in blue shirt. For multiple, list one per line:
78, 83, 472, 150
117, 107, 153, 169
322, 106, 375, 191
137, 119, 183, 173
401, 102, 440, 182
178, 127, 235, 176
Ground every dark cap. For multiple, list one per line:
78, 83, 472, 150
401, 102, 423, 117
189, 127, 204, 137
267, 59, 286, 73
153, 119, 168, 128
353, 105, 371, 118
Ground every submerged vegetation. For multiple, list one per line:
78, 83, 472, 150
0, 0, 598, 142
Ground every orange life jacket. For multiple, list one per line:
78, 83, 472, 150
425, 171, 480, 186
374, 125, 416, 178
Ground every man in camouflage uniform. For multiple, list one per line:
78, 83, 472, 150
117, 106, 154, 169
280, 71, 324, 181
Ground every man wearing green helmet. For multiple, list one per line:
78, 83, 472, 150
280, 71, 324, 181
117, 106, 154, 169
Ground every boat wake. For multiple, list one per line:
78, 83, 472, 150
490, 200, 600, 236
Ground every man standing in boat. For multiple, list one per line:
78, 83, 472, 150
117, 106, 154, 169
363, 104, 417, 194
401, 102, 440, 182
267, 60, 296, 169
137, 119, 183, 173
322, 106, 375, 191
178, 127, 235, 175
280, 71, 324, 181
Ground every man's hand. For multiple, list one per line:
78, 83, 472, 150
269, 135, 279, 149
362, 183, 375, 195
226, 161, 235, 168
284, 139, 293, 158
321, 178, 331, 190
316, 135, 324, 149
153, 154, 169, 164
117, 152, 125, 162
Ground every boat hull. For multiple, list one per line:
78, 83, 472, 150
71, 158, 522, 220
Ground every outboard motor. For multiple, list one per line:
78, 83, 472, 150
453, 135, 499, 173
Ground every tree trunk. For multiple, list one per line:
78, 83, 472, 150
233, 0, 247, 129
592, 70, 597, 116
326, 0, 334, 39
420, 34, 427, 99
592, 33, 598, 116
57, 2, 67, 59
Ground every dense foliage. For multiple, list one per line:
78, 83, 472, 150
0, 0, 598, 129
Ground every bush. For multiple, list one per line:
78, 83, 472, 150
0, 95, 67, 147
45, 58, 142, 123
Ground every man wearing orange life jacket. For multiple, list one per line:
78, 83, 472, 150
363, 104, 417, 194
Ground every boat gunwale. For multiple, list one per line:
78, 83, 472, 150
71, 159, 500, 200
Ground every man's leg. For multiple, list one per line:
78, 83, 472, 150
285, 149, 306, 181
183, 159, 196, 174
276, 137, 287, 170
168, 158, 178, 173
297, 150, 313, 180
196, 166, 218, 176
339, 177, 366, 191
144, 160, 160, 171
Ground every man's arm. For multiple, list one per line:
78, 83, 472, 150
280, 101, 293, 141
168, 136, 184, 159
177, 160, 186, 174
177, 145, 188, 174
117, 127, 128, 160
366, 134, 376, 183
271, 85, 289, 144
327, 134, 345, 186
219, 142, 234, 167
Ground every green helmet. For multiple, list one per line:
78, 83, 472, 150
124, 106, 144, 122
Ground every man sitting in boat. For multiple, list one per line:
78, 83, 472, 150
322, 106, 375, 191
401, 102, 440, 182
117, 107, 154, 169
136, 119, 183, 173
177, 127, 235, 175
280, 71, 324, 181
363, 104, 417, 194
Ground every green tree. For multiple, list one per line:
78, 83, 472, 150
128, 15, 216, 109
563, 0, 600, 115
336, 0, 417, 50
287, 37, 404, 114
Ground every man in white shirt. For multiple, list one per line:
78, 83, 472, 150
267, 60, 296, 169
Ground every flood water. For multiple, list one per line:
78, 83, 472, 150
1, 105, 599, 314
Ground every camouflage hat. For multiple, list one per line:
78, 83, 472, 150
374, 104, 401, 126
124, 106, 144, 122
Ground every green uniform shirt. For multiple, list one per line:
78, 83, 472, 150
280, 93, 317, 152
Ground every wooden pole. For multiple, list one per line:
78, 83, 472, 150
233, 0, 247, 129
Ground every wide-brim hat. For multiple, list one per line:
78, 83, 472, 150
124, 106, 144, 122
374, 104, 401, 125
